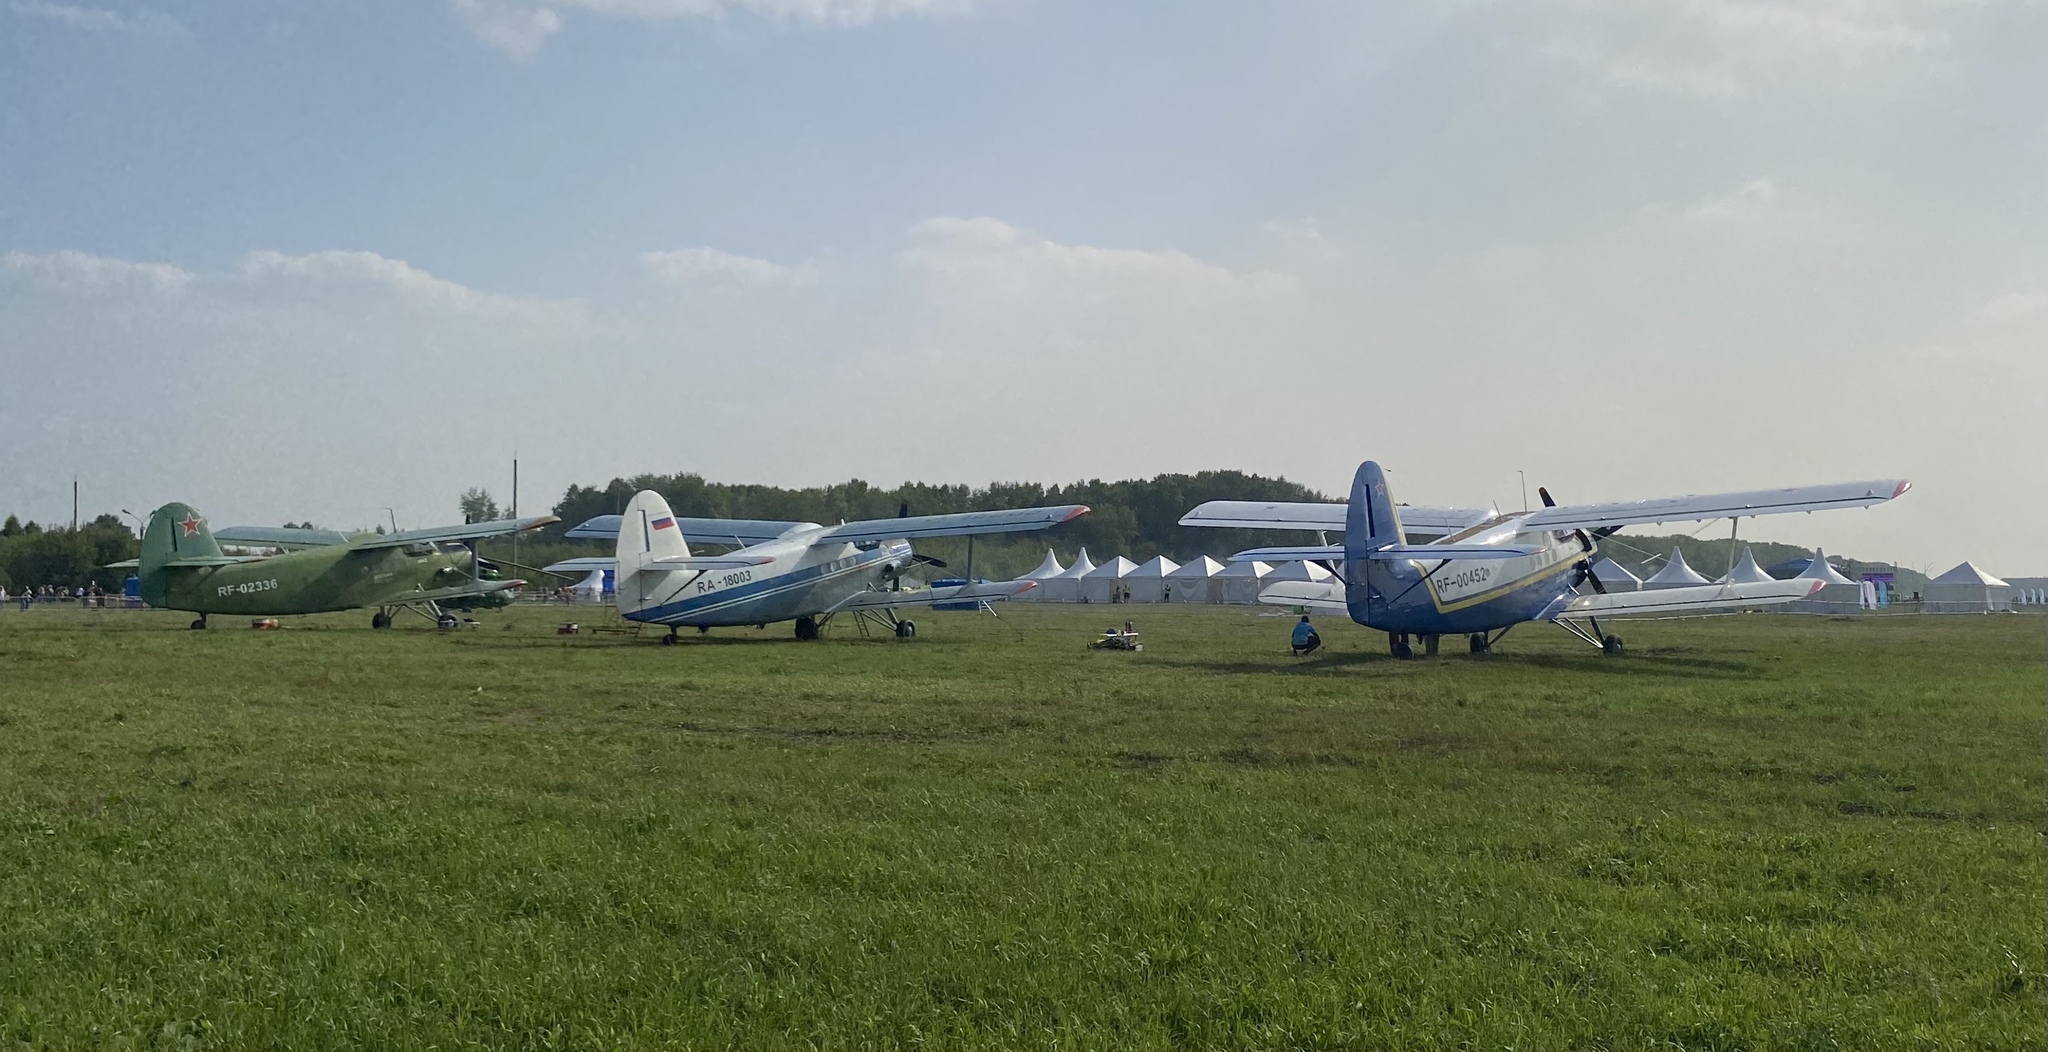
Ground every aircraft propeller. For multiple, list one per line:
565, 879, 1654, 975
1538, 486, 1606, 595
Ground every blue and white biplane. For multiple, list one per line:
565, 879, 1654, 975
550, 491, 1088, 643
1181, 461, 1909, 658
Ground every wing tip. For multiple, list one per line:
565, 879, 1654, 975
1891, 479, 1911, 500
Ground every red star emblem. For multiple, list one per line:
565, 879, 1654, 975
179, 514, 203, 537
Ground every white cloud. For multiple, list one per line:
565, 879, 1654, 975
641, 246, 819, 289
1517, 0, 1986, 98
1, 250, 190, 296
899, 216, 1295, 298
452, 0, 972, 58
9, 1, 183, 34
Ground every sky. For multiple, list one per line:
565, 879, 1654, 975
1, 0, 2043, 576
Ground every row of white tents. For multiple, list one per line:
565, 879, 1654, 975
1008, 545, 2026, 613
1008, 548, 1333, 605
1590, 546, 2021, 613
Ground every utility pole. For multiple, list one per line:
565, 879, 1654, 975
1517, 471, 1527, 514
72, 479, 78, 531
511, 456, 520, 575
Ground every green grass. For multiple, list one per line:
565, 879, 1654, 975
1, 604, 2041, 1050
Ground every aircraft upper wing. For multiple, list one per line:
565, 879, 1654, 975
564, 516, 810, 545
815, 506, 1090, 544
1231, 543, 1540, 563
541, 555, 771, 575
1179, 501, 1492, 537
211, 525, 353, 549
1519, 480, 1910, 532
348, 515, 561, 551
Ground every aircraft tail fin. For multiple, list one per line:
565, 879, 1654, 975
614, 490, 692, 616
1343, 461, 1404, 558
138, 503, 225, 606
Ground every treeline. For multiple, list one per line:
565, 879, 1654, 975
0, 515, 139, 591
488, 471, 1337, 582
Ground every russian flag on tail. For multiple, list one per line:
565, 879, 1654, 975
651, 517, 676, 531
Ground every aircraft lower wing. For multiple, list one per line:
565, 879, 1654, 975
1258, 581, 1349, 614
829, 579, 1039, 613
389, 578, 528, 605
350, 515, 561, 551
1179, 501, 1492, 537
564, 516, 810, 544
1519, 480, 1910, 532
1544, 579, 1824, 619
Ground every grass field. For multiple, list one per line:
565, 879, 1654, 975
1, 604, 2041, 1050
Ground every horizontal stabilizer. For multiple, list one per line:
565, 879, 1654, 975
565, 515, 809, 544
351, 515, 560, 551
1180, 501, 1492, 536
212, 525, 351, 549
818, 506, 1090, 544
1547, 579, 1822, 619
1257, 581, 1349, 614
107, 555, 263, 569
1520, 480, 1909, 532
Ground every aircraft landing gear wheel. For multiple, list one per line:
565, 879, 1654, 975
1469, 633, 1490, 654
1423, 634, 1440, 657
1601, 634, 1625, 657
894, 619, 916, 639
189, 617, 207, 631
794, 616, 819, 641
1388, 632, 1414, 660
371, 612, 391, 630
660, 631, 678, 647
437, 615, 459, 631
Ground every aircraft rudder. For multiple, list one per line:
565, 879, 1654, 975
614, 490, 690, 615
1344, 461, 1404, 557
138, 503, 222, 606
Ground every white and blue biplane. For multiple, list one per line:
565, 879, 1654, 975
1182, 460, 1909, 658
550, 490, 1089, 643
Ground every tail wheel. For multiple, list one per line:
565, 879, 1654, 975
1388, 633, 1414, 660
1601, 634, 1625, 657
794, 616, 819, 641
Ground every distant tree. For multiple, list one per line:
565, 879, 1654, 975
459, 488, 501, 523
1, 515, 19, 538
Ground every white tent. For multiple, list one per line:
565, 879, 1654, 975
1007, 549, 1066, 601
1591, 558, 1641, 592
1924, 562, 2012, 613
1080, 556, 1141, 604
1166, 556, 1227, 603
1718, 547, 1776, 585
1261, 561, 1335, 589
1018, 549, 1065, 580
1214, 559, 1273, 604
1123, 555, 1181, 603
1643, 547, 1710, 589
1789, 548, 1864, 614
1034, 547, 1096, 603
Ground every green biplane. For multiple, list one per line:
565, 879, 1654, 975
114, 503, 558, 629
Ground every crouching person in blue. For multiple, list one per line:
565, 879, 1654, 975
1290, 615, 1321, 656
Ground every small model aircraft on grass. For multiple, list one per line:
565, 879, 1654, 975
111, 503, 558, 629
1182, 461, 1908, 658
551, 490, 1088, 643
